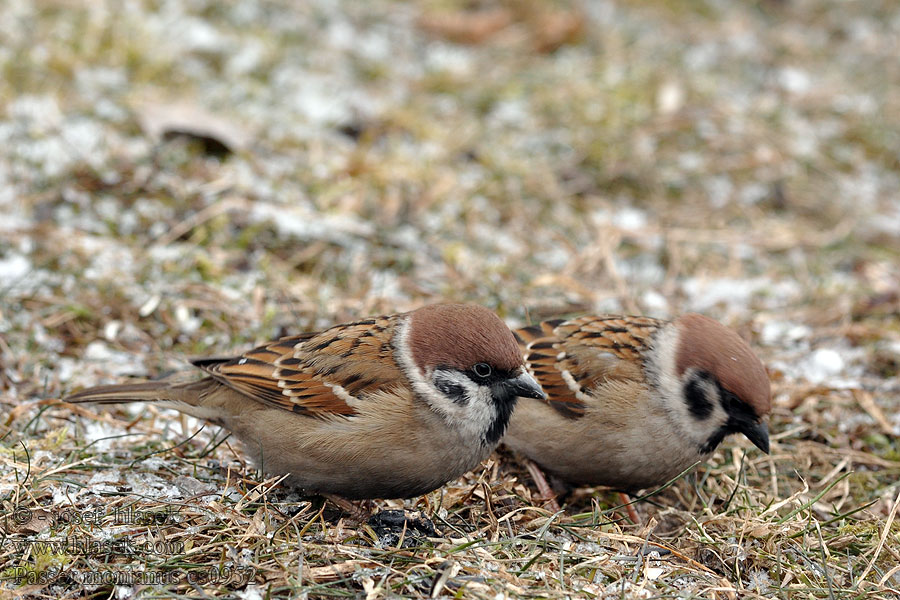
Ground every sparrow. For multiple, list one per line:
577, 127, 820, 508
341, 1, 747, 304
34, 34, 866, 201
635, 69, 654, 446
66, 303, 545, 500
503, 313, 771, 496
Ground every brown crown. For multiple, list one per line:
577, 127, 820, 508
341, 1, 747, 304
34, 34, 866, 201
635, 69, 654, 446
674, 313, 772, 417
407, 304, 524, 373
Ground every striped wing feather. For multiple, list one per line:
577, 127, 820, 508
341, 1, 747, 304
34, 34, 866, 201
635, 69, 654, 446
516, 316, 663, 418
193, 316, 402, 417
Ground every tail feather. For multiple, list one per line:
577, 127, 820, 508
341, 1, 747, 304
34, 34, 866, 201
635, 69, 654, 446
64, 379, 224, 422
65, 382, 171, 404
64, 380, 208, 406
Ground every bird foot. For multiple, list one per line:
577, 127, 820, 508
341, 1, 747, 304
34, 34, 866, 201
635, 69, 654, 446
321, 494, 374, 523
617, 492, 641, 525
522, 457, 562, 513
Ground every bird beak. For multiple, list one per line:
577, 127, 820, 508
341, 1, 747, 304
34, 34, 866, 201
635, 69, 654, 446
503, 370, 546, 400
741, 420, 770, 454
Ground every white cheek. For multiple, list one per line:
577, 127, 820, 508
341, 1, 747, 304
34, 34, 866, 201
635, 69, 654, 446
430, 371, 498, 442
646, 324, 729, 449
646, 324, 682, 400
467, 385, 498, 437
682, 402, 729, 447
393, 317, 497, 444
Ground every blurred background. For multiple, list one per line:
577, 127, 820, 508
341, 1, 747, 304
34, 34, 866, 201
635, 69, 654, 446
2, 0, 899, 457
1, 1, 899, 595
2, 0, 898, 399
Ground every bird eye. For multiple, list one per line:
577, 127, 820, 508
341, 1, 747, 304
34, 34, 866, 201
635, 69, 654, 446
473, 363, 492, 378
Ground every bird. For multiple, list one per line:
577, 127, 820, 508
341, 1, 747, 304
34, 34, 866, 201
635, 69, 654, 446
502, 312, 771, 505
65, 303, 546, 501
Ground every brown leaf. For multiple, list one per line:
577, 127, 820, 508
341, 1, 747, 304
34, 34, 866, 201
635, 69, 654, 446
2, 508, 53, 534
530, 9, 585, 53
134, 99, 253, 156
417, 8, 513, 45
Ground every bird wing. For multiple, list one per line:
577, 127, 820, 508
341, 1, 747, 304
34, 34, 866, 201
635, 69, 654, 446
515, 316, 663, 418
192, 315, 403, 417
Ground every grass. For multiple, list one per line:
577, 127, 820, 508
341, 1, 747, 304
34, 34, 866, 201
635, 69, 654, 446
1, 0, 899, 597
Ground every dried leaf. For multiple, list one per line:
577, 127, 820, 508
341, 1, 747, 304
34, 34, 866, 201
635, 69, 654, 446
417, 8, 513, 45
134, 100, 253, 156
530, 9, 585, 53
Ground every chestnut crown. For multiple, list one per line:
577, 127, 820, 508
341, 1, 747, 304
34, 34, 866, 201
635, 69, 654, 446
674, 313, 771, 419
407, 304, 524, 374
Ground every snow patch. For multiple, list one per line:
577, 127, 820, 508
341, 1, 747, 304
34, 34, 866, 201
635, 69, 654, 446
682, 277, 800, 312
88, 468, 123, 495
83, 420, 127, 453
804, 349, 845, 383
124, 471, 182, 500
760, 320, 812, 347
0, 252, 31, 282
83, 341, 145, 376
249, 201, 373, 244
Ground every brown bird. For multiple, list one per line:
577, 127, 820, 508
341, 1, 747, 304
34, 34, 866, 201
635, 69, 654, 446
503, 313, 771, 504
66, 303, 545, 500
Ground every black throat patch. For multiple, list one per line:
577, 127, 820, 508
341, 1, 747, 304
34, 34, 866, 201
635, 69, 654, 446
698, 385, 759, 455
483, 398, 516, 446
482, 382, 519, 446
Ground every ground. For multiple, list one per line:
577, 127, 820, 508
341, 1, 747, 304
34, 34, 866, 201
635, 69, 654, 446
1, 0, 899, 598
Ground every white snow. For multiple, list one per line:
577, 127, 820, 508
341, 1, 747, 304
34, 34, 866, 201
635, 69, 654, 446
805, 348, 845, 383
124, 472, 182, 500
83, 341, 145, 376
760, 320, 812, 347
0, 252, 31, 281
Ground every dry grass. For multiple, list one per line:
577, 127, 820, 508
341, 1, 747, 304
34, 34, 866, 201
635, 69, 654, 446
2, 0, 899, 598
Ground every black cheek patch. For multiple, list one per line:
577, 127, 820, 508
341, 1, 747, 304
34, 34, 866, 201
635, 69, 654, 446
435, 378, 467, 405
684, 372, 715, 420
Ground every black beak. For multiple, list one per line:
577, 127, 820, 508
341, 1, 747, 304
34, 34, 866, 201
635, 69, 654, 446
503, 370, 546, 400
741, 420, 770, 454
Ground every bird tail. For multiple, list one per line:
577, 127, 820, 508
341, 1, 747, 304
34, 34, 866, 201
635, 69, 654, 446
65, 381, 178, 404
63, 379, 220, 421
